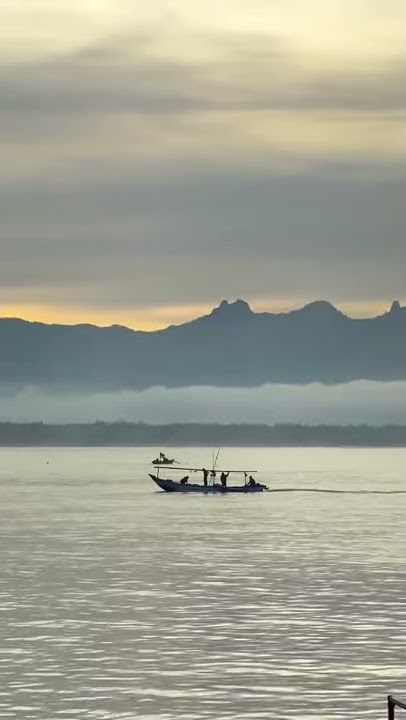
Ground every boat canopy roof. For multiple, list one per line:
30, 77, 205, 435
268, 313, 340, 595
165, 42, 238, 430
153, 465, 256, 473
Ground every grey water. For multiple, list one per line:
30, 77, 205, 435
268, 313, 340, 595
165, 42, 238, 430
1, 447, 405, 720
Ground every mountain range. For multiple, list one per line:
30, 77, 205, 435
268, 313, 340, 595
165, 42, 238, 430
1, 300, 405, 392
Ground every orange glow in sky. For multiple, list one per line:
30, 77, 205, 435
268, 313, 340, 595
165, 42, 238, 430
1, 298, 400, 331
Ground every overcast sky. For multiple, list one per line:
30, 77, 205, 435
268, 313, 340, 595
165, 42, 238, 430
2, 0, 405, 329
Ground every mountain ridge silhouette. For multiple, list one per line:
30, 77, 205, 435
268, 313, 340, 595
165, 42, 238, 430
1, 299, 405, 391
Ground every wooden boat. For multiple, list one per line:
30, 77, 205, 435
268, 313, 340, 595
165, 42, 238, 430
152, 458, 176, 465
151, 452, 178, 465
149, 466, 268, 494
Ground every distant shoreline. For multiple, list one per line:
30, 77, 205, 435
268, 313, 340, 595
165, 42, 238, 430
0, 422, 404, 447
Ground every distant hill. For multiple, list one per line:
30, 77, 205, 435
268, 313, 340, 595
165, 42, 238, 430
0, 422, 404, 447
1, 299, 405, 391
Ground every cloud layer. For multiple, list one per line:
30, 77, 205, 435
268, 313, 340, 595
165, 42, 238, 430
1, 382, 405, 425
2, 1, 405, 324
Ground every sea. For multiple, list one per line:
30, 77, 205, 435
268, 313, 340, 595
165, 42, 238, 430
1, 446, 405, 720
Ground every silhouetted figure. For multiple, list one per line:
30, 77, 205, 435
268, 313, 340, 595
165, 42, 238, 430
220, 471, 230, 488
180, 476, 189, 485
202, 468, 209, 486
247, 475, 256, 487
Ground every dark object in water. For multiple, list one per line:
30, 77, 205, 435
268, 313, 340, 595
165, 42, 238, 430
152, 452, 178, 465
388, 696, 406, 720
149, 474, 268, 494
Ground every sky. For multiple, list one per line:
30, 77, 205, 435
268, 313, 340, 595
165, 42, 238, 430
2, 0, 405, 330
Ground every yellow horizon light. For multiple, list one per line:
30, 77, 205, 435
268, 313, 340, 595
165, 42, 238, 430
1, 298, 402, 331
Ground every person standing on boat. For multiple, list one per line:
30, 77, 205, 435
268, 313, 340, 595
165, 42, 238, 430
220, 471, 229, 488
202, 468, 209, 487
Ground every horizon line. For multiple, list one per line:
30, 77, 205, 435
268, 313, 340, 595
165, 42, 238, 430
1, 297, 403, 331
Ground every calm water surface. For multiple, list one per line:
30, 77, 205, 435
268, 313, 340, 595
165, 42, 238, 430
1, 447, 405, 720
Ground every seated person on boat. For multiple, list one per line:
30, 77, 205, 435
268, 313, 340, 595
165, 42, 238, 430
247, 474, 266, 488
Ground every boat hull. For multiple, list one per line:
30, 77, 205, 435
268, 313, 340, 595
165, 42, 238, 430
149, 474, 266, 493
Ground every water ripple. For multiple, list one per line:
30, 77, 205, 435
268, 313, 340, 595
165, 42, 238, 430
1, 447, 405, 720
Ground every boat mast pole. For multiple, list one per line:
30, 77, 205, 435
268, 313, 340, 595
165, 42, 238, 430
213, 448, 221, 485
209, 448, 221, 486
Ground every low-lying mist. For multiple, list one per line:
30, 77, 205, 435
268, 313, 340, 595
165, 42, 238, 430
1, 381, 405, 425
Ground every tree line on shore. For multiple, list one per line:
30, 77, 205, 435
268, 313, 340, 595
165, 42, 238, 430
0, 422, 404, 446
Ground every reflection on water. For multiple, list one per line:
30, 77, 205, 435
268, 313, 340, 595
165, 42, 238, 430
1, 447, 405, 720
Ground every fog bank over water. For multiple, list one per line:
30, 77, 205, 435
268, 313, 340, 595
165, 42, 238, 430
1, 381, 405, 425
